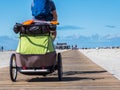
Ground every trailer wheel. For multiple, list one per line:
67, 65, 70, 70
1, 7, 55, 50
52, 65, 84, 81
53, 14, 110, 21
57, 53, 63, 81
10, 54, 17, 82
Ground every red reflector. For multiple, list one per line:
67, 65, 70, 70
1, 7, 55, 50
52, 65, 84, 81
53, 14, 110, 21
22, 66, 26, 70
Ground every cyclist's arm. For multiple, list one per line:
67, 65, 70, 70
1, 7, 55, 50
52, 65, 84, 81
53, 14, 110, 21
52, 10, 57, 21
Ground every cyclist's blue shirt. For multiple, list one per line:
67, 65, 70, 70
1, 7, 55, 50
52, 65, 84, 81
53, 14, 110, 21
31, 0, 56, 21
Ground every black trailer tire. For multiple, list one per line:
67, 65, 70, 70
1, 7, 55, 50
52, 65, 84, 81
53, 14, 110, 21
57, 53, 63, 81
10, 54, 17, 82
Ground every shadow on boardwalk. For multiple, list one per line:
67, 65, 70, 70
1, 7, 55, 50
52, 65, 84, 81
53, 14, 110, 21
28, 70, 106, 82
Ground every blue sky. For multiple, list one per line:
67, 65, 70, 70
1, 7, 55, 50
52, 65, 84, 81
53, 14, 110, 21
0, 0, 120, 49
56, 0, 120, 37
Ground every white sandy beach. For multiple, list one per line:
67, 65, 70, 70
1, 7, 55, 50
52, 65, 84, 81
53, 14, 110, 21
79, 48, 120, 80
0, 51, 15, 68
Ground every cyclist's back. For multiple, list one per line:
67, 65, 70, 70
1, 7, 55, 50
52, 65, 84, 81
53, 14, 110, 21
31, 0, 57, 21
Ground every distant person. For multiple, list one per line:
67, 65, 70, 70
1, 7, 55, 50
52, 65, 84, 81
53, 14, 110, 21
75, 45, 77, 49
1, 46, 3, 52
31, 0, 58, 39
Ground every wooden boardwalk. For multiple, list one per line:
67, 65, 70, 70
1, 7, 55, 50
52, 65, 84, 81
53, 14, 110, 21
0, 50, 120, 90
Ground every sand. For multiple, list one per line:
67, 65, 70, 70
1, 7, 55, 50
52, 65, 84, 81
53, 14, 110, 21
0, 51, 15, 68
79, 48, 120, 80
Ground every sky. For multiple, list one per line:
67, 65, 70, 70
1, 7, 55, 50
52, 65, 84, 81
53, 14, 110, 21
0, 0, 120, 49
